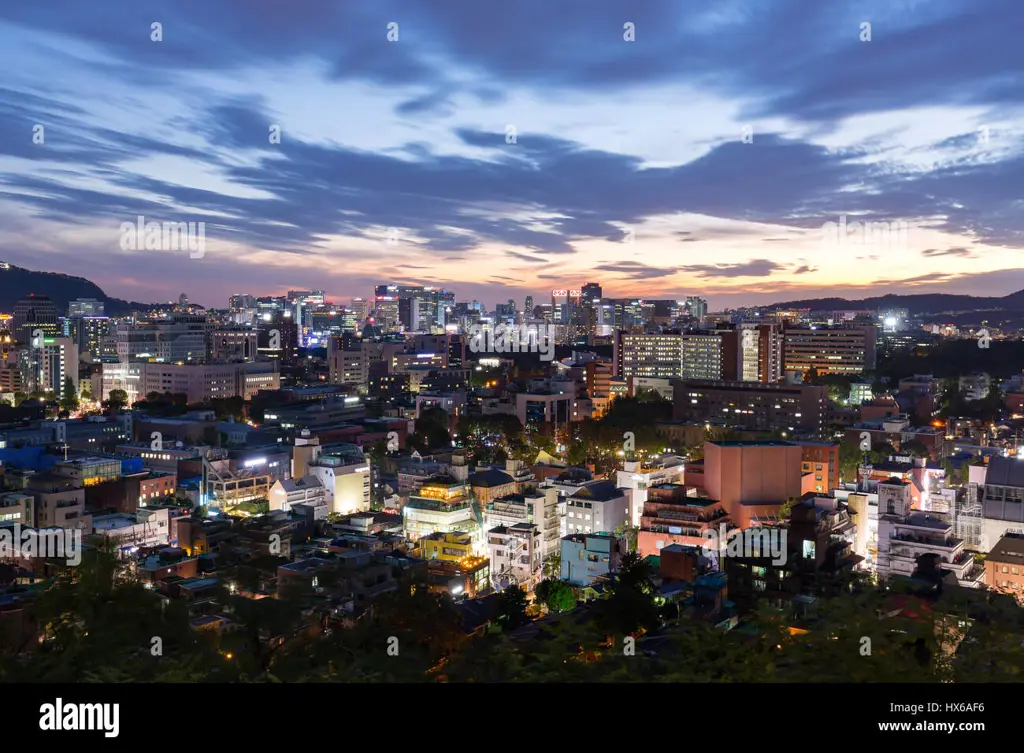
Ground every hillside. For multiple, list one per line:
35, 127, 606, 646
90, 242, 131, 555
768, 289, 1024, 315
0, 263, 184, 315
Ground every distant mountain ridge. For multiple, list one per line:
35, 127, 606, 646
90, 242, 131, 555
0, 263, 188, 315
767, 289, 1024, 315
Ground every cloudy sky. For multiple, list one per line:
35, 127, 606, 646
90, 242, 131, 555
0, 0, 1021, 310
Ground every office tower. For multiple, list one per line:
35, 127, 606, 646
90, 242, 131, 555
257, 311, 299, 362
681, 331, 736, 380
69, 315, 111, 359
178, 293, 189, 308
288, 290, 326, 305
737, 323, 784, 383
208, 327, 259, 362
373, 285, 401, 330
349, 297, 369, 322
13, 295, 59, 346
20, 336, 77, 395
581, 283, 602, 304
524, 296, 534, 317
684, 296, 708, 322
616, 332, 682, 379
68, 298, 104, 317
229, 294, 257, 311
116, 313, 209, 363
783, 324, 878, 376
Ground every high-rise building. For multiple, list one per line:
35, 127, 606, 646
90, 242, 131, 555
783, 324, 878, 376
738, 323, 784, 383
349, 297, 369, 322
257, 311, 299, 363
681, 331, 736, 381
684, 296, 708, 322
13, 295, 59, 346
616, 332, 682, 379
229, 294, 256, 311
69, 316, 111, 359
208, 327, 259, 362
116, 314, 208, 363
581, 282, 602, 304
21, 335, 77, 395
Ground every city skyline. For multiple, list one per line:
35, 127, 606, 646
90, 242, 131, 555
1, 0, 1023, 309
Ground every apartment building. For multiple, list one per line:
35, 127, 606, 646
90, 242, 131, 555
798, 442, 841, 493
564, 480, 629, 536
482, 485, 561, 562
488, 523, 542, 592
91, 507, 171, 550
268, 475, 327, 514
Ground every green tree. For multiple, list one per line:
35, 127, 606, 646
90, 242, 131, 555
537, 579, 576, 613
59, 375, 79, 413
595, 550, 660, 636
839, 440, 864, 484
495, 585, 531, 631
104, 388, 129, 413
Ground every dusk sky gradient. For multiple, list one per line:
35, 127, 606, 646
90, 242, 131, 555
0, 0, 1022, 309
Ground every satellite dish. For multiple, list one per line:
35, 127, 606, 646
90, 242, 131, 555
175, 441, 183, 448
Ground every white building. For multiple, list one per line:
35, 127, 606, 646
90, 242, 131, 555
91, 507, 170, 551
565, 480, 629, 537
269, 475, 327, 514
483, 485, 562, 562
616, 454, 686, 528
102, 359, 279, 404
307, 455, 371, 516
876, 478, 984, 588
488, 523, 542, 592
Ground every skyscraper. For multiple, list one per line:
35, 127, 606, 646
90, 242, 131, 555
13, 294, 59, 346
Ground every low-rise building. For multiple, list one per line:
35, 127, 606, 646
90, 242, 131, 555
876, 478, 984, 588
487, 523, 542, 593
269, 475, 326, 514
91, 506, 171, 552
985, 533, 1024, 604
560, 532, 622, 586
565, 480, 629, 537
420, 531, 474, 562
